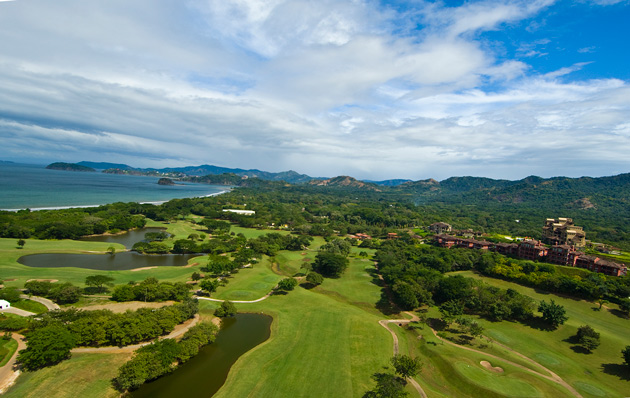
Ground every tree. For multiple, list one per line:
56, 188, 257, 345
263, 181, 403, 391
576, 325, 600, 352
538, 299, 568, 329
391, 354, 421, 379
306, 271, 324, 286
313, 252, 349, 278
0, 287, 21, 303
191, 272, 202, 281
622, 346, 630, 367
277, 278, 298, 291
17, 239, 25, 249
200, 278, 220, 295
17, 325, 76, 370
85, 275, 115, 293
618, 298, 630, 316
214, 301, 236, 317
439, 300, 464, 325
107, 246, 116, 255
362, 373, 408, 398
468, 321, 484, 340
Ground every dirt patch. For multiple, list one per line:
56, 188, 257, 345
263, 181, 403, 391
211, 317, 222, 327
181, 262, 200, 269
79, 301, 175, 313
26, 279, 58, 283
480, 360, 504, 373
130, 266, 158, 272
3, 279, 16, 282
301, 252, 306, 255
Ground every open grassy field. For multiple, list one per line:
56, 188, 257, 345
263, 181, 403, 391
211, 257, 283, 301
3, 226, 630, 397
0, 338, 18, 367
3, 353, 131, 398
206, 259, 397, 398
449, 270, 630, 397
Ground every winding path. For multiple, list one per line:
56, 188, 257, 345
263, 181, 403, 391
19, 295, 59, 311
378, 312, 428, 398
0, 333, 26, 394
429, 327, 583, 398
194, 290, 274, 304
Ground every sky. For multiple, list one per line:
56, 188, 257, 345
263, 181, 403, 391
0, 0, 629, 181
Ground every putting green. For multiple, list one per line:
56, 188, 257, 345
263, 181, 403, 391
454, 361, 542, 397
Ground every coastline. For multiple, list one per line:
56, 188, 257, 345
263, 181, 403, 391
0, 189, 230, 212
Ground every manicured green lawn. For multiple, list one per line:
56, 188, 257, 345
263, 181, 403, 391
206, 287, 392, 398
11, 299, 48, 314
451, 270, 630, 397
212, 257, 283, 301
0, 337, 18, 367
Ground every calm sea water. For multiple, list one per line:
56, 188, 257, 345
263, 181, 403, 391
0, 163, 228, 210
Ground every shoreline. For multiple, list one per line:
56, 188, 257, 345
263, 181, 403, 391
0, 190, 230, 212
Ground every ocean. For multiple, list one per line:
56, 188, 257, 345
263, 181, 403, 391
0, 163, 228, 211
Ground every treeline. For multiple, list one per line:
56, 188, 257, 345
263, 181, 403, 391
0, 202, 146, 239
3, 172, 630, 250
24, 280, 82, 304
111, 277, 191, 302
17, 299, 199, 370
113, 322, 218, 391
375, 239, 630, 314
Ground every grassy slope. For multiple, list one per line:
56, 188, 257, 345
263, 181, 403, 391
209, 275, 392, 398
3, 226, 629, 398
11, 299, 48, 314
4, 353, 130, 398
212, 257, 283, 301
0, 338, 18, 367
453, 270, 630, 397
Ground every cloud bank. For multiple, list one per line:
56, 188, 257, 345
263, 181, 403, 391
0, 0, 628, 180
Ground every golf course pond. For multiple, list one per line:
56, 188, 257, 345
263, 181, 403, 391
18, 227, 199, 270
130, 313, 272, 398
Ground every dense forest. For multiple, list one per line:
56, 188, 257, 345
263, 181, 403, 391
3, 171, 630, 250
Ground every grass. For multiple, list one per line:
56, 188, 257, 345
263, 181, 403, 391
4, 353, 131, 398
4, 227, 630, 398
212, 257, 283, 301
11, 299, 48, 314
451, 270, 630, 397
0, 338, 18, 367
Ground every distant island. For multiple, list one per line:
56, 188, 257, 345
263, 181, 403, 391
46, 162, 96, 172
157, 178, 176, 186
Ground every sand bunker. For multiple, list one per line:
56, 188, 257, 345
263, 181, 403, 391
480, 360, 504, 373
130, 266, 158, 272
26, 279, 58, 283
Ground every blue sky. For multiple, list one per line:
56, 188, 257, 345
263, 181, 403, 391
0, 0, 628, 180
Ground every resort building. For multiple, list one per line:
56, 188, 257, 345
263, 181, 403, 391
0, 300, 10, 310
428, 222, 452, 234
542, 218, 586, 248
432, 234, 627, 277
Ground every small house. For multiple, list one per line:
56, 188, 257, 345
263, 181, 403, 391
0, 300, 11, 310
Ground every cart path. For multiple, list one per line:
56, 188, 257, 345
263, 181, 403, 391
194, 290, 274, 304
0, 333, 26, 394
378, 312, 427, 398
71, 314, 200, 354
429, 327, 583, 398
19, 295, 60, 311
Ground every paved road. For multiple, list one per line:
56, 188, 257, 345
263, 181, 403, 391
195, 290, 274, 304
378, 312, 427, 398
20, 295, 60, 311
0, 333, 26, 394
0, 308, 35, 317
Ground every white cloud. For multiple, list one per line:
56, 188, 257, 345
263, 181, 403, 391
0, 0, 628, 181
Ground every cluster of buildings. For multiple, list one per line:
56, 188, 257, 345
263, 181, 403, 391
430, 218, 627, 277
